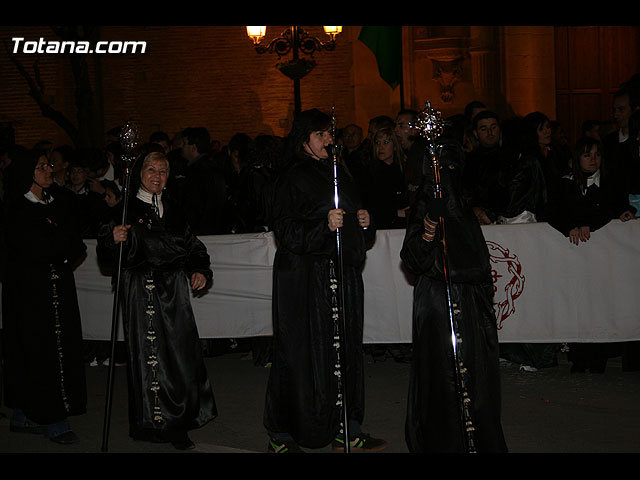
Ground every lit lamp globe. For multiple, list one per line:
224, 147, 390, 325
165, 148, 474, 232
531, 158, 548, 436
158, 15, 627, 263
323, 26, 342, 40
246, 26, 266, 44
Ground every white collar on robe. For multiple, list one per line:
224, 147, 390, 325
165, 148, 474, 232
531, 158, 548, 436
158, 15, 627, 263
24, 190, 53, 205
619, 129, 629, 143
96, 163, 115, 181
586, 169, 601, 188
563, 169, 601, 194
136, 188, 164, 217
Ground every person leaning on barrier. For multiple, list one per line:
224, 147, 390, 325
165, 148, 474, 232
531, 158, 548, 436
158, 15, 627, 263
548, 136, 636, 245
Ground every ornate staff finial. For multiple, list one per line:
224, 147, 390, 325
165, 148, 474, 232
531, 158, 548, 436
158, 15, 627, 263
415, 100, 445, 148
120, 119, 141, 162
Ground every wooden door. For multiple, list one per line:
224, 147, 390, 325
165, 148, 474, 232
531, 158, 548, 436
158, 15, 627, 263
555, 26, 640, 145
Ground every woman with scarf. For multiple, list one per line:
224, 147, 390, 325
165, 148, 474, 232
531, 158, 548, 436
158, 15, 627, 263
97, 151, 216, 450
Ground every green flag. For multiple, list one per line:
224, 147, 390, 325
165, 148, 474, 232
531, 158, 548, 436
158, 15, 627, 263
358, 26, 403, 89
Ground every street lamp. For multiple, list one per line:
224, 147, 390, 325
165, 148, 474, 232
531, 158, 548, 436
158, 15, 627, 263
246, 26, 342, 114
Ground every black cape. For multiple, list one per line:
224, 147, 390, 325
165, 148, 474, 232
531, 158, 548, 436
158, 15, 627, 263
2, 194, 88, 425
263, 155, 375, 448
400, 141, 508, 453
96, 195, 216, 435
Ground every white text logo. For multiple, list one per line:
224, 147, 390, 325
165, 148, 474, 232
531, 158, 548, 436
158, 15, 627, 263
11, 37, 147, 54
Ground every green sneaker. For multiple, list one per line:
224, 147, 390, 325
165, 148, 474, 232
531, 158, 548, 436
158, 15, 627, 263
332, 433, 388, 452
267, 437, 304, 453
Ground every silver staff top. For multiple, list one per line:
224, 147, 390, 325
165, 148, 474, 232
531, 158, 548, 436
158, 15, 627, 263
415, 101, 444, 145
120, 120, 141, 157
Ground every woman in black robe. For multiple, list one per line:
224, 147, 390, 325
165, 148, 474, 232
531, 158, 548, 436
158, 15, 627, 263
263, 109, 386, 453
97, 151, 216, 450
2, 149, 87, 444
400, 134, 508, 453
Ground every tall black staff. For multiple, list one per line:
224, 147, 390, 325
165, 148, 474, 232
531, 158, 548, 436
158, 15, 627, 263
328, 107, 351, 453
415, 101, 477, 453
101, 120, 140, 452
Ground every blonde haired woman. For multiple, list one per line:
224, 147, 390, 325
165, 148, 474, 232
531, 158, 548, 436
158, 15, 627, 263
97, 151, 216, 450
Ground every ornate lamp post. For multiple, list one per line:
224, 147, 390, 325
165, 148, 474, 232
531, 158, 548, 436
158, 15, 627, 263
246, 26, 342, 114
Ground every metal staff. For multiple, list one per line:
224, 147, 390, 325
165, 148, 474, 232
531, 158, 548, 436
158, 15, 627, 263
101, 120, 140, 452
329, 107, 351, 453
415, 101, 477, 453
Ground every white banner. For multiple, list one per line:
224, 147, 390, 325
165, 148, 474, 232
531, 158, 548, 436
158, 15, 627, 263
2, 221, 639, 343
481, 220, 640, 343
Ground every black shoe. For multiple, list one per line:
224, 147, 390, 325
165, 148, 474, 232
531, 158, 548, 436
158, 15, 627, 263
267, 437, 304, 453
172, 438, 195, 450
171, 434, 195, 451
162, 430, 195, 450
131, 428, 169, 444
49, 431, 79, 445
370, 345, 388, 362
10, 424, 44, 435
389, 346, 412, 364
332, 433, 388, 452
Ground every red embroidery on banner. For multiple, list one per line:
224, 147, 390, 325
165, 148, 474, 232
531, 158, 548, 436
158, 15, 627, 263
486, 241, 525, 329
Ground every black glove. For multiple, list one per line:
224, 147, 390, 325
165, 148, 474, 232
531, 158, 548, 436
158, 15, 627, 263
426, 197, 447, 220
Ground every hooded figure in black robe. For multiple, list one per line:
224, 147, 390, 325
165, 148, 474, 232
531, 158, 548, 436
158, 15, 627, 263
96, 151, 216, 450
1, 149, 87, 441
400, 130, 508, 453
263, 109, 383, 452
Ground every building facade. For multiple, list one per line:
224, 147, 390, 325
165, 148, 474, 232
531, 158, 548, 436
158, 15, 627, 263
1, 25, 638, 149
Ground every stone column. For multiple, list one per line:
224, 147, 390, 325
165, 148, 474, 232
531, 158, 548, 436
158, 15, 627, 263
469, 26, 500, 109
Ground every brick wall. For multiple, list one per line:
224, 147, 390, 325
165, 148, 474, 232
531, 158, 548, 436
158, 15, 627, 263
1, 25, 357, 149
1, 26, 69, 148
5, 26, 631, 152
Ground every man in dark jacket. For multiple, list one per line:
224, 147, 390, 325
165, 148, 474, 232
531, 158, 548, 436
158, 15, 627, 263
178, 127, 229, 235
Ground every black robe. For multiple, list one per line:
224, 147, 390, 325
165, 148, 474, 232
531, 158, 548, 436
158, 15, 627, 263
263, 155, 375, 448
96, 195, 216, 435
400, 141, 507, 453
2, 194, 87, 425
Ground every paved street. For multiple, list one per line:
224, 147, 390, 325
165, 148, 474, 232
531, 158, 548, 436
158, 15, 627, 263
1, 348, 639, 456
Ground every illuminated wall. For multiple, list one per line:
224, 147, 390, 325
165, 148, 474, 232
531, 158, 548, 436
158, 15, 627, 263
1, 26, 637, 150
